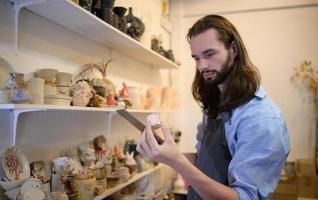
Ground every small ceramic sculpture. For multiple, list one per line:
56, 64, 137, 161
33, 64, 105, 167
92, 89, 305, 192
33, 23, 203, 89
124, 152, 136, 175
70, 80, 93, 106
93, 135, 112, 166
119, 82, 132, 108
30, 161, 51, 183
78, 145, 96, 169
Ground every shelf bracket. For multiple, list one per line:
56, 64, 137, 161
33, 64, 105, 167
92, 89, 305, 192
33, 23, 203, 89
10, 0, 47, 52
10, 108, 45, 147
106, 112, 115, 134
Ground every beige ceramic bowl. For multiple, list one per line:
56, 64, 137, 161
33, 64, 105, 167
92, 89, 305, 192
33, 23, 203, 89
35, 69, 58, 84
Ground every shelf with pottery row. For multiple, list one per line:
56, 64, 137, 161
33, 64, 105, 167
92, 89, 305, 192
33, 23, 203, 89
93, 163, 164, 200
0, 103, 173, 147
9, 0, 178, 69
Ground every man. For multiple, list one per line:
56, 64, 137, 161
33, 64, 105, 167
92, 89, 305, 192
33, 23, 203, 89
137, 15, 290, 200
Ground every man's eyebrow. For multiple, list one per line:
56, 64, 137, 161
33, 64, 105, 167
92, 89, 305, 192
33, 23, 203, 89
192, 49, 216, 58
202, 49, 216, 54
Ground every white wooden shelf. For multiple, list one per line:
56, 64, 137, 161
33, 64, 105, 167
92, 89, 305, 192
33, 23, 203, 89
0, 103, 172, 113
94, 164, 164, 200
10, 0, 178, 69
0, 103, 171, 147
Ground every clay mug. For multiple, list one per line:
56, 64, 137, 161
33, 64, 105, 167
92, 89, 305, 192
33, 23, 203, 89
27, 78, 45, 104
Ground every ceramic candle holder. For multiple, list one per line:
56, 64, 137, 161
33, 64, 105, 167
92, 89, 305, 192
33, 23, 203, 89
73, 177, 96, 200
35, 68, 58, 84
27, 78, 45, 104
56, 72, 73, 86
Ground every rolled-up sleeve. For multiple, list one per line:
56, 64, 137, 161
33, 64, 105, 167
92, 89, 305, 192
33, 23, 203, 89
228, 117, 290, 200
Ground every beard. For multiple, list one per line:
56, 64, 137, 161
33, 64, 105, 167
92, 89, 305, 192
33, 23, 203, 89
201, 53, 232, 87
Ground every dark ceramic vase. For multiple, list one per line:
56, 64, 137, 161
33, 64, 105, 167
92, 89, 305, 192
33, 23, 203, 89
113, 6, 127, 18
124, 7, 145, 41
101, 0, 115, 9
98, 8, 113, 25
113, 7, 127, 32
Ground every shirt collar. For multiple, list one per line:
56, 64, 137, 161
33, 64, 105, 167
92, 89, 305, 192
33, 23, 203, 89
255, 86, 266, 99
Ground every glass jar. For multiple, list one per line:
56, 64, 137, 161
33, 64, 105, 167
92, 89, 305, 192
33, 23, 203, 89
6, 73, 30, 103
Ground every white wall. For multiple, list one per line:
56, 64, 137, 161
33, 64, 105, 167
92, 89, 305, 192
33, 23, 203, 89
0, 0, 176, 162
171, 0, 318, 161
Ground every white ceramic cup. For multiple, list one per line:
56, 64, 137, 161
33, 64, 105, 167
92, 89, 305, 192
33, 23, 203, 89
27, 78, 45, 104
127, 86, 141, 109
56, 72, 72, 86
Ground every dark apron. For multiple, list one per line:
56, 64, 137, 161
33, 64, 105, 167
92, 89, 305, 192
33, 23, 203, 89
187, 113, 232, 200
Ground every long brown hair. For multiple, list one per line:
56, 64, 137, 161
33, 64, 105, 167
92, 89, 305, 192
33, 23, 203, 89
188, 15, 260, 118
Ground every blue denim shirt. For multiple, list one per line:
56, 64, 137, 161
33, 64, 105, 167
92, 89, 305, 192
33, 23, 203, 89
195, 86, 290, 200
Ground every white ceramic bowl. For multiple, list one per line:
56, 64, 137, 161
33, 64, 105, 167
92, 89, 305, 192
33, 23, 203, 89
0, 179, 25, 190
4, 186, 21, 199
35, 69, 58, 84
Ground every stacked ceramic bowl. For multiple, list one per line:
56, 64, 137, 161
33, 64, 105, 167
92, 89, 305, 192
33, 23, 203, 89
35, 69, 72, 106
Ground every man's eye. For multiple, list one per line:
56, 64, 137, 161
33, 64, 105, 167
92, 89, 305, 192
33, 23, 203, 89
205, 53, 213, 58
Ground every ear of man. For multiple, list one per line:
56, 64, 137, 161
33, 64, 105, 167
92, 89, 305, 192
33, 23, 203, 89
229, 41, 238, 59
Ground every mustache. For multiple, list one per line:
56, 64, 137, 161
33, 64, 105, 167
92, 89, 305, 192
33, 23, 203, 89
200, 69, 218, 75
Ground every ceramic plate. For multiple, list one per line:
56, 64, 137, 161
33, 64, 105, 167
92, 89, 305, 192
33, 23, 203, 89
1, 147, 30, 182
0, 57, 15, 90
21, 178, 43, 195
22, 188, 45, 200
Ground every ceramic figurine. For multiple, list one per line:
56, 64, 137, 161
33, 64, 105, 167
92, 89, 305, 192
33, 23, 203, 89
70, 80, 93, 107
30, 161, 51, 183
93, 135, 113, 166
124, 152, 136, 175
78, 145, 96, 169
119, 82, 132, 108
89, 93, 105, 107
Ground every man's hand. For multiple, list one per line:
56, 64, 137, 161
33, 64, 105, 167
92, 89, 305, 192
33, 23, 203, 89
136, 120, 184, 166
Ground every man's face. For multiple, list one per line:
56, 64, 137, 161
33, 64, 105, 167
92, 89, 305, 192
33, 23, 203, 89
190, 29, 233, 86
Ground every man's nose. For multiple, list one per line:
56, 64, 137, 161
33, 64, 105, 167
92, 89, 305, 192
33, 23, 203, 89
198, 59, 209, 72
